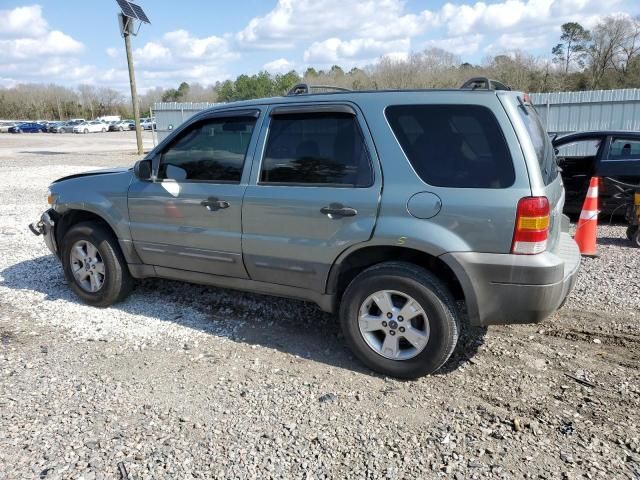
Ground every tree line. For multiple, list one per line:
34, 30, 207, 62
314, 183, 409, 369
1, 14, 638, 121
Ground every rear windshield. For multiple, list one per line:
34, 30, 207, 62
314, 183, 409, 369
385, 104, 515, 188
517, 104, 558, 185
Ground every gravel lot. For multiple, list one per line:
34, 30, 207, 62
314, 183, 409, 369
0, 133, 639, 479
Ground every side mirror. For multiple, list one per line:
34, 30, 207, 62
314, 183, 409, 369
134, 159, 152, 181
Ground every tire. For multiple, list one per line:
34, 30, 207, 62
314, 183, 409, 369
119, 127, 124, 132
101, 127, 106, 133
626, 226, 637, 241
61, 222, 134, 307
339, 261, 460, 379
84, 128, 88, 134
631, 228, 640, 248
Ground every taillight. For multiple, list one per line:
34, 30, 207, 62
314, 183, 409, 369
511, 197, 550, 255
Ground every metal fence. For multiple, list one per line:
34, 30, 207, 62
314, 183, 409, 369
154, 88, 640, 146
152, 101, 221, 143
530, 88, 640, 136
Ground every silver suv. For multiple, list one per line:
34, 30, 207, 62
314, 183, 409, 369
31, 84, 580, 378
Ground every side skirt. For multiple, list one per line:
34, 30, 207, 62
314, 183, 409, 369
126, 263, 337, 313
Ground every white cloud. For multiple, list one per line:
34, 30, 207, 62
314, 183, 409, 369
304, 37, 411, 66
0, 5, 48, 38
130, 30, 236, 85
106, 47, 119, 58
424, 34, 484, 56
263, 58, 294, 73
236, 0, 435, 48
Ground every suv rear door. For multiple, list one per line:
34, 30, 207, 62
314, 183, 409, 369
241, 103, 382, 292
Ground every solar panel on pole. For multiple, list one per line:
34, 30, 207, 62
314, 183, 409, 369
130, 2, 151, 24
116, 0, 137, 19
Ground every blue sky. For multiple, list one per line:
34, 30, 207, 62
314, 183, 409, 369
1, 0, 639, 92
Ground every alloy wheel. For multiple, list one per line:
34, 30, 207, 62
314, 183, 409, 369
69, 240, 106, 293
358, 290, 430, 360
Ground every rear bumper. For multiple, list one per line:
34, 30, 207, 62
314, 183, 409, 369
29, 209, 58, 256
441, 232, 581, 326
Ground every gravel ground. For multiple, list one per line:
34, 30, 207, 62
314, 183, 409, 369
0, 134, 639, 479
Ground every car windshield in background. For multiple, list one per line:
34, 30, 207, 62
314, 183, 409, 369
517, 103, 558, 185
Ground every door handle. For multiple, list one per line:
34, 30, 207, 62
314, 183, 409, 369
200, 197, 230, 211
320, 203, 358, 218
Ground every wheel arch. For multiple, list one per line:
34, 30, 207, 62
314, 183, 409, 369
54, 209, 141, 264
327, 245, 465, 309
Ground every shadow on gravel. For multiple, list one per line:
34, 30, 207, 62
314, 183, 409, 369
1, 255, 485, 378
597, 236, 634, 248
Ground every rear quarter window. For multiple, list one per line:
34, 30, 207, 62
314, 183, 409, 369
385, 104, 515, 188
517, 104, 558, 185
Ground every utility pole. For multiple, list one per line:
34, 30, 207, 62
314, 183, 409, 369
115, 1, 150, 156
122, 18, 143, 155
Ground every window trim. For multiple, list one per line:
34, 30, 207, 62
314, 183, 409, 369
257, 105, 375, 188
384, 103, 516, 189
155, 111, 259, 185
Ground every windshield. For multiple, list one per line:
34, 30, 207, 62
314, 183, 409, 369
517, 103, 558, 186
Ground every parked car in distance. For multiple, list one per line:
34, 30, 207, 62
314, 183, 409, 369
0, 121, 16, 133
55, 121, 82, 133
45, 121, 64, 132
97, 115, 121, 123
140, 117, 156, 130
32, 85, 580, 378
9, 122, 46, 133
109, 120, 133, 131
73, 121, 108, 134
553, 131, 640, 216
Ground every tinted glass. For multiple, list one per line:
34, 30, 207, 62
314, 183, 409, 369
517, 104, 558, 185
260, 112, 373, 187
608, 138, 640, 159
158, 117, 256, 183
385, 105, 515, 188
555, 139, 601, 158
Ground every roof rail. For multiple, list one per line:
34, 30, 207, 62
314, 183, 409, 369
286, 83, 352, 96
460, 77, 511, 91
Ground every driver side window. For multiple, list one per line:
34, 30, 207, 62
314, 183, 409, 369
158, 116, 257, 183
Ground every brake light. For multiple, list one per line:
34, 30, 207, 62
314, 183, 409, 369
511, 197, 550, 255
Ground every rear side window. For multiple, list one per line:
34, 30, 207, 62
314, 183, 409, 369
516, 104, 558, 185
260, 112, 373, 187
608, 138, 640, 159
385, 105, 514, 188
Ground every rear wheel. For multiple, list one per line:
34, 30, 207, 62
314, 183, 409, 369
101, 127, 106, 132
630, 227, 640, 248
83, 128, 88, 134
340, 261, 460, 379
61, 222, 134, 307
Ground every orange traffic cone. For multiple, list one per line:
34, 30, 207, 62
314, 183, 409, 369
574, 176, 599, 257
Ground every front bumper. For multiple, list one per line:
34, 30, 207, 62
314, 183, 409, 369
29, 209, 58, 256
441, 232, 581, 326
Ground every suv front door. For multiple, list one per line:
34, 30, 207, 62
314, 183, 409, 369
127, 109, 262, 277
242, 104, 381, 292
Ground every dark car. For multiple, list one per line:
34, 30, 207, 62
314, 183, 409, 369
553, 131, 640, 216
9, 122, 46, 133
45, 121, 64, 132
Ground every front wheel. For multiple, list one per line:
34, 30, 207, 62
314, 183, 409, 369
83, 128, 88, 134
61, 222, 134, 307
340, 262, 460, 379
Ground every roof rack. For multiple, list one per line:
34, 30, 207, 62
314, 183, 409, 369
460, 77, 511, 91
286, 83, 352, 96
